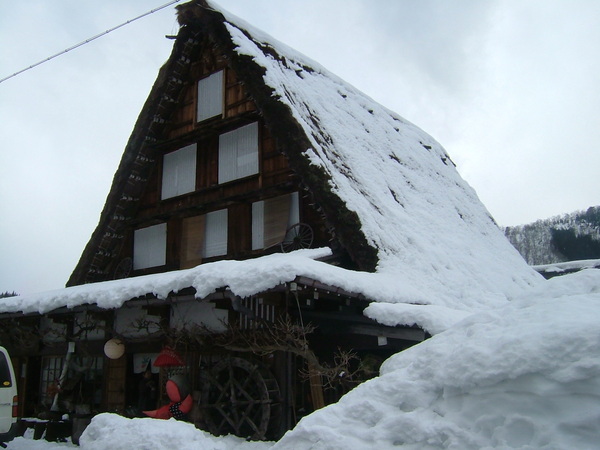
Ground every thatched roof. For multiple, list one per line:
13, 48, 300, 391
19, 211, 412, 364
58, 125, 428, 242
68, 1, 540, 307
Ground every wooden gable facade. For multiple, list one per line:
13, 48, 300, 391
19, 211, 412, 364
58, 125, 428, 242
68, 2, 381, 289
70, 39, 334, 285
118, 57, 331, 277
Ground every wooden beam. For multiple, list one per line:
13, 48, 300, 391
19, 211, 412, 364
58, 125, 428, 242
348, 324, 425, 342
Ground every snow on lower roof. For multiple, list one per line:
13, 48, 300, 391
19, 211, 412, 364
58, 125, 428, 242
1, 249, 326, 315
0, 246, 537, 335
215, 2, 541, 302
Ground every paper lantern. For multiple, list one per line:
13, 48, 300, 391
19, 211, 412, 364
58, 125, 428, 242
104, 338, 125, 359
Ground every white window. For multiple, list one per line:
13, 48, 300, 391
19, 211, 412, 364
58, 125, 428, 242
197, 70, 224, 122
161, 144, 197, 200
181, 209, 228, 267
203, 209, 228, 258
252, 192, 299, 250
218, 122, 259, 184
133, 223, 167, 270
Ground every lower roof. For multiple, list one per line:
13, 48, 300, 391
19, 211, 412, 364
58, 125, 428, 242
2, 247, 541, 335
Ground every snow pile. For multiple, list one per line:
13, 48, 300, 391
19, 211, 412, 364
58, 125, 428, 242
216, 1, 541, 306
272, 269, 600, 449
79, 414, 268, 450
5, 436, 74, 450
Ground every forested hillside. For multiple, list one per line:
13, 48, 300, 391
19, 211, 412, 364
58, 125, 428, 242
505, 206, 600, 265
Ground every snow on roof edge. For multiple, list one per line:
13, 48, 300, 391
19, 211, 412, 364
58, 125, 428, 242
1, 249, 330, 315
1, 246, 519, 335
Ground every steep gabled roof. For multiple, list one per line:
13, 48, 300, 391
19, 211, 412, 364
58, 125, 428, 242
68, 1, 540, 308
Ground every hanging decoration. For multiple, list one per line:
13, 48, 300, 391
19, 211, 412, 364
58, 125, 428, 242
153, 345, 185, 367
103, 338, 125, 359
143, 375, 192, 420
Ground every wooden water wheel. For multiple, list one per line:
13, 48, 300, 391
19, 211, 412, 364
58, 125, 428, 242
113, 257, 132, 279
200, 357, 281, 440
280, 223, 313, 253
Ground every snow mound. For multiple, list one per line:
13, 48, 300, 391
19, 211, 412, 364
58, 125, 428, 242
273, 269, 600, 449
79, 414, 269, 450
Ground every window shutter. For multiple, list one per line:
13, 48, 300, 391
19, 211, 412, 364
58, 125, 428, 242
252, 192, 300, 250
181, 215, 206, 269
218, 130, 238, 184
133, 223, 167, 270
252, 201, 265, 250
289, 192, 300, 225
264, 195, 291, 248
202, 209, 228, 258
197, 70, 223, 122
161, 144, 197, 200
236, 122, 259, 179
162, 151, 178, 200
218, 122, 258, 184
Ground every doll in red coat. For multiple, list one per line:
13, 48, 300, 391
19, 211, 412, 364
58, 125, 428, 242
143, 374, 193, 420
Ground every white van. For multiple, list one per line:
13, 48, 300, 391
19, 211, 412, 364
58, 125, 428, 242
0, 346, 18, 446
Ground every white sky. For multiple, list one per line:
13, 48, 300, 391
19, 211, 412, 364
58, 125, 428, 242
1, 0, 599, 295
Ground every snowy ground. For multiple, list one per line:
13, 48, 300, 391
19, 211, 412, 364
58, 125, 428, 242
7, 269, 600, 449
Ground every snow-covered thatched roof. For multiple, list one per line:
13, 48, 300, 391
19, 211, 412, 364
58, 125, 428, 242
174, 1, 541, 295
4, 1, 541, 330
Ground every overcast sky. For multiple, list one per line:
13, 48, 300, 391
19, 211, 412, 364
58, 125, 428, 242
1, 0, 599, 295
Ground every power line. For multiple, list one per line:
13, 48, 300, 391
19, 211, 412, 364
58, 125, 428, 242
0, 0, 182, 84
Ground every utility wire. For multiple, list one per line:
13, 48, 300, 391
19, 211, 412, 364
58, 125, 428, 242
0, 0, 182, 84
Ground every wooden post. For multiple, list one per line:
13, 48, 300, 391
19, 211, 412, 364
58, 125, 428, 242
307, 361, 325, 410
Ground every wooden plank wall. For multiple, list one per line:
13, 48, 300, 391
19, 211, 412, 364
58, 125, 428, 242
166, 47, 256, 140
119, 42, 331, 273
104, 356, 127, 412
224, 68, 256, 118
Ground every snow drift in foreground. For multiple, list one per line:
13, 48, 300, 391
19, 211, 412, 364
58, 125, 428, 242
49, 269, 598, 450
274, 269, 600, 449
79, 414, 269, 450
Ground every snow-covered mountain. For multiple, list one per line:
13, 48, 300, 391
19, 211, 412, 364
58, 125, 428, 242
505, 206, 600, 265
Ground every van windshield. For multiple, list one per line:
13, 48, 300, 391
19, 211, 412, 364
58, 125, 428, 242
0, 352, 12, 387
